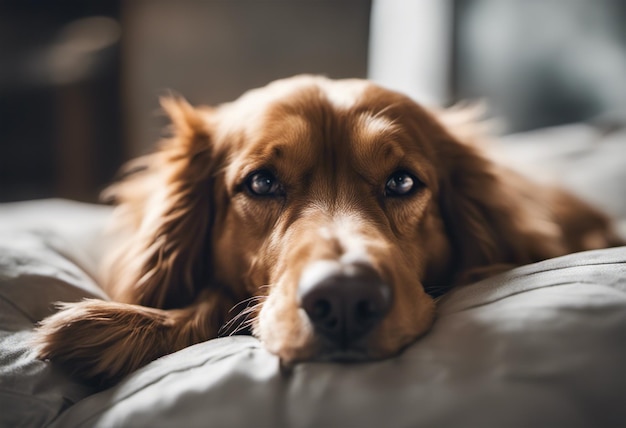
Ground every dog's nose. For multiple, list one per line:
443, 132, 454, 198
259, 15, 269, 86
298, 261, 392, 347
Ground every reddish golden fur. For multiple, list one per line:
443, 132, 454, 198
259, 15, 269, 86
33, 76, 622, 386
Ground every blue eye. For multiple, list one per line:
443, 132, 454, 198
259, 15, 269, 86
385, 171, 420, 197
246, 171, 281, 196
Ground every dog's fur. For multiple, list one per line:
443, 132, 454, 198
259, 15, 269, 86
33, 76, 623, 386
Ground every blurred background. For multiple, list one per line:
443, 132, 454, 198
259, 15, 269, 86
1, 0, 625, 203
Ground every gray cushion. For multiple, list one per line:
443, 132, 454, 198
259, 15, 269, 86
0, 200, 110, 427
48, 248, 626, 428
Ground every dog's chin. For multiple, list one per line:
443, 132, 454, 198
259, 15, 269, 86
257, 316, 423, 366
276, 337, 405, 367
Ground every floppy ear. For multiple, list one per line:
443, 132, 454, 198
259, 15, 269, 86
436, 132, 567, 283
102, 97, 217, 308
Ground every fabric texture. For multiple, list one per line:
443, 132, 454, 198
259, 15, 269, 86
0, 200, 110, 427
50, 248, 626, 428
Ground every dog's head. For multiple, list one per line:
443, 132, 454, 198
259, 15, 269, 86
105, 75, 573, 364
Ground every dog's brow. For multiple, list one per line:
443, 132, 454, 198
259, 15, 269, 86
351, 113, 405, 168
354, 112, 399, 142
323, 84, 362, 110
244, 114, 312, 163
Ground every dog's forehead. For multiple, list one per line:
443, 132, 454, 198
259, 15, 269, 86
242, 75, 371, 109
218, 76, 437, 183
219, 76, 399, 131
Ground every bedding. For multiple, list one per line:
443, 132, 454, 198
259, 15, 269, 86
0, 200, 110, 427
0, 122, 625, 427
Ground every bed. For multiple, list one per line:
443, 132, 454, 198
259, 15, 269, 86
1, 122, 625, 427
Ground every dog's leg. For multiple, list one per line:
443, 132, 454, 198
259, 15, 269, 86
33, 288, 234, 386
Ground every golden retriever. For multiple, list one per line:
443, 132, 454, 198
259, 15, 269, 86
34, 75, 623, 386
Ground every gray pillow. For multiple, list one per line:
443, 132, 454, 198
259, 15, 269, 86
47, 247, 626, 428
0, 200, 110, 427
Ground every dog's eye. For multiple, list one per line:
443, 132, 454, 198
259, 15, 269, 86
385, 171, 420, 197
246, 171, 281, 196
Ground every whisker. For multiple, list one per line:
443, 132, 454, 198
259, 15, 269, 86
219, 311, 249, 335
230, 315, 259, 336
219, 295, 267, 336
219, 310, 248, 335
219, 281, 270, 337
227, 295, 265, 314
226, 301, 264, 336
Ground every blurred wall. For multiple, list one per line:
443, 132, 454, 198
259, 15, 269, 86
6, 1, 622, 203
454, 0, 626, 132
369, 0, 453, 106
0, 2, 122, 202
368, 0, 626, 133
0, 1, 371, 202
122, 0, 372, 157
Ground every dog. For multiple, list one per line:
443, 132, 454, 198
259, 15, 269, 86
33, 75, 623, 386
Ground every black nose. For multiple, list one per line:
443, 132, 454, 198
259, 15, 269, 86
298, 262, 392, 347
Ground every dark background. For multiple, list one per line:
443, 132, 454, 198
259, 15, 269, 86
1, 0, 624, 203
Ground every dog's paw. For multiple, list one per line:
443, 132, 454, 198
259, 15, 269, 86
32, 299, 170, 385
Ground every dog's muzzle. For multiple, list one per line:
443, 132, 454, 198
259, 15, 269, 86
298, 261, 392, 356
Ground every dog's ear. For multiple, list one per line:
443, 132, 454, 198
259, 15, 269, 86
436, 130, 566, 283
102, 97, 218, 308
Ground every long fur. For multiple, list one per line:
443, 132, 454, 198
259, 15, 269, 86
33, 98, 236, 386
32, 76, 623, 386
